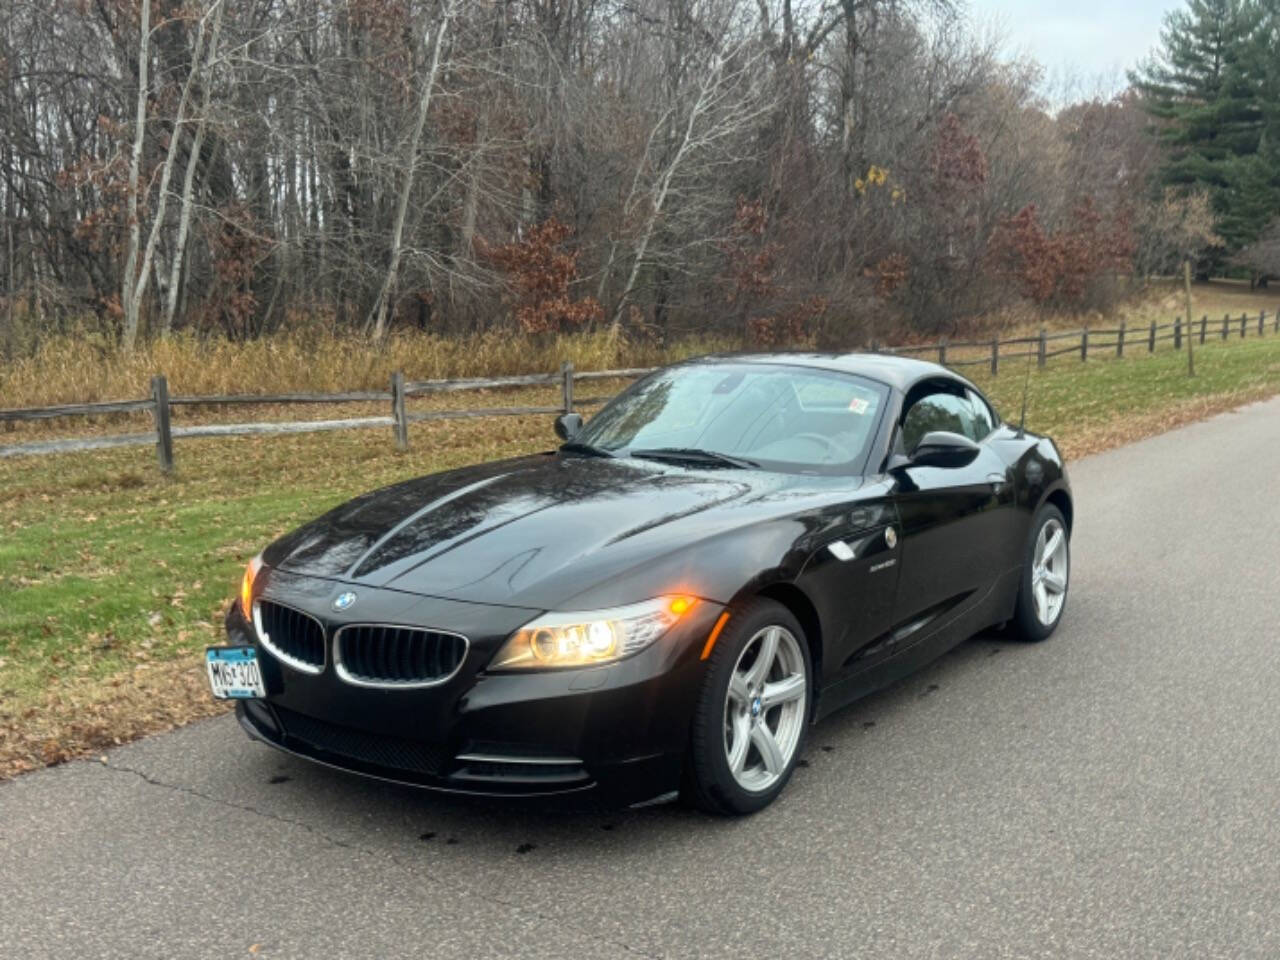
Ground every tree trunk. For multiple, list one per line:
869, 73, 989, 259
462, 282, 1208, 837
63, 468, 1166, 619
609, 78, 711, 331
4, 221, 14, 358
121, 0, 152, 351
131, 1, 216, 340
162, 0, 224, 336
369, 1, 456, 341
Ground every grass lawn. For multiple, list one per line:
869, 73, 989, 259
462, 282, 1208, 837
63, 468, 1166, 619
2, 331, 1279, 776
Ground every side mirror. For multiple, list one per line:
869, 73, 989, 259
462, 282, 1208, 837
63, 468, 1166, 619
554, 412, 583, 441
906, 430, 980, 468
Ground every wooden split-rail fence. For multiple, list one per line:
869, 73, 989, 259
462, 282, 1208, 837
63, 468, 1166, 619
2, 310, 1276, 471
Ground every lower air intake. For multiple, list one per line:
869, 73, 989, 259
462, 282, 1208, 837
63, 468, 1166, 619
274, 706, 447, 776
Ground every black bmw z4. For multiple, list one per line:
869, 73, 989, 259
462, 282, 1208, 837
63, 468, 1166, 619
207, 352, 1072, 815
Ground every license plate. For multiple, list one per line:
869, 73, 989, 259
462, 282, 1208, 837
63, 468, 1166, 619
205, 646, 265, 699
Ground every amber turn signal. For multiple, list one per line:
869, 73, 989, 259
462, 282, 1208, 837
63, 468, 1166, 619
239, 555, 263, 621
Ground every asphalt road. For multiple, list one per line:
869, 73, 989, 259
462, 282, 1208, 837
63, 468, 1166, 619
3, 396, 1280, 960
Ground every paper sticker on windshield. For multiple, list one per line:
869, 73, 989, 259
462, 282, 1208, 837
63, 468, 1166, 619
848, 397, 870, 415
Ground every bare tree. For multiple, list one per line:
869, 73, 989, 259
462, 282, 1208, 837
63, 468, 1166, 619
1232, 218, 1280, 285
0, 0, 1227, 349
160, 0, 226, 335
368, 0, 460, 340
120, 0, 153, 350
606, 9, 773, 332
129, 0, 226, 339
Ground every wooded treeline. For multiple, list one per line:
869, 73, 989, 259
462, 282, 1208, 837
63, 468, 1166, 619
1, 0, 1277, 354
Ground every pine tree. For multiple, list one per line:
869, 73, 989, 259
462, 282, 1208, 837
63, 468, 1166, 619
1219, 150, 1280, 248
1130, 0, 1270, 252
1221, 0, 1280, 254
1253, 1, 1280, 168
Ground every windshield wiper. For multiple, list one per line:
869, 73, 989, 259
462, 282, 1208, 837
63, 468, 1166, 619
559, 440, 616, 458
628, 447, 759, 469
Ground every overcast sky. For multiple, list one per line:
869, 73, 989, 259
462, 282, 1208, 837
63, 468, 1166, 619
970, 0, 1176, 95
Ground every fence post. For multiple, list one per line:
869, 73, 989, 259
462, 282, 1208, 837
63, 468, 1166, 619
937, 337, 947, 366
1260, 312, 1266, 336
1240, 313, 1247, 338
1274, 308, 1279, 334
1201, 315, 1207, 345
1174, 316, 1182, 350
1037, 328, 1047, 368
150, 375, 174, 474
990, 337, 998, 376
561, 361, 574, 413
1081, 326, 1089, 362
1222, 314, 1229, 340
1148, 320, 1156, 352
1117, 320, 1125, 357
391, 371, 408, 451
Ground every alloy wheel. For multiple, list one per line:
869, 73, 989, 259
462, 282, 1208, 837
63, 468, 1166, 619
723, 625, 807, 792
1031, 517, 1069, 626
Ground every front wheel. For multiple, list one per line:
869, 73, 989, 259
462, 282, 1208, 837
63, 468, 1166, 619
1010, 504, 1070, 642
684, 599, 811, 816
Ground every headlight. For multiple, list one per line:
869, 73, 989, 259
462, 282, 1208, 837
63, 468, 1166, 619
239, 554, 264, 620
489, 595, 698, 671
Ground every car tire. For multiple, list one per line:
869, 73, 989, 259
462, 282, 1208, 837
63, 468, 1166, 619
1010, 504, 1070, 642
683, 598, 812, 816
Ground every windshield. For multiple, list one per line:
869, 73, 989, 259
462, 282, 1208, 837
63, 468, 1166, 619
576, 362, 888, 473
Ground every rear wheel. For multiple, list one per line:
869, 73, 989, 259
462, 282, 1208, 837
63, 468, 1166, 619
1010, 504, 1070, 641
684, 599, 811, 815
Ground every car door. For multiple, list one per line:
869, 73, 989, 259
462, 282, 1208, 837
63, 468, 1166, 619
888, 381, 1013, 641
962, 386, 1023, 571
797, 477, 902, 685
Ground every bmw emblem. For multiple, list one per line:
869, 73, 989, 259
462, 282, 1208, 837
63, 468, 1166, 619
750, 696, 762, 719
885, 526, 898, 549
332, 591, 357, 612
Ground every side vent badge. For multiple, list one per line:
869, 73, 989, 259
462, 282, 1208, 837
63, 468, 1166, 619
885, 527, 898, 549
827, 541, 855, 562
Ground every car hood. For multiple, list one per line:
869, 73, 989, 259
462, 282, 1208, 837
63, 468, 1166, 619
263, 453, 858, 610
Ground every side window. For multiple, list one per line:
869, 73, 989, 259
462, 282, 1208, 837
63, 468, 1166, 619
901, 390, 973, 451
965, 389, 996, 440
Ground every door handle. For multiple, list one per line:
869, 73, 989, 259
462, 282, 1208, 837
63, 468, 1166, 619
986, 472, 1007, 491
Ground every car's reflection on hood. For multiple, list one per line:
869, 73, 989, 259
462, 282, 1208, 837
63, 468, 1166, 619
263, 453, 812, 608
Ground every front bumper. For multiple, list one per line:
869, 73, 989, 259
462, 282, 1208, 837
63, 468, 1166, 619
223, 576, 720, 806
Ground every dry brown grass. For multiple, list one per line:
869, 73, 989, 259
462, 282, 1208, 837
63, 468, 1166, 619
0, 658, 230, 779
975, 278, 1280, 340
5, 280, 1274, 415
0, 329, 732, 411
